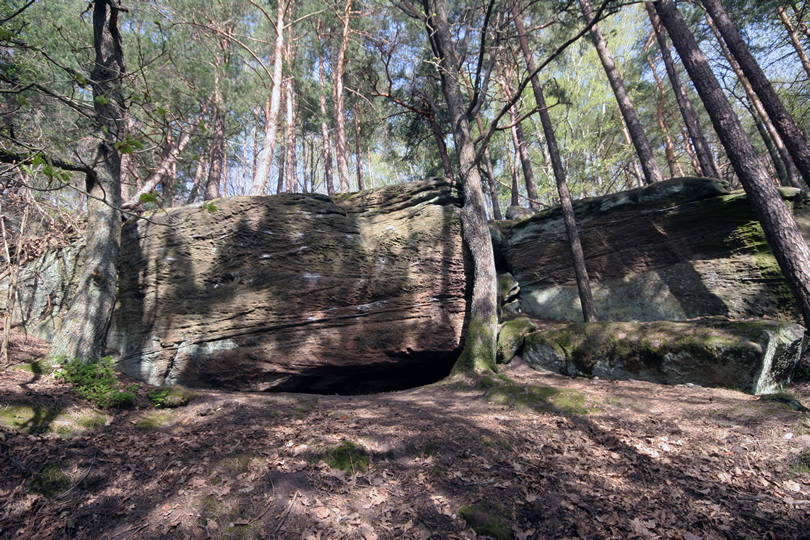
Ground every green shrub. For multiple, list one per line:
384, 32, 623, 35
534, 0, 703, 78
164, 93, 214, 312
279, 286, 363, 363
54, 357, 136, 409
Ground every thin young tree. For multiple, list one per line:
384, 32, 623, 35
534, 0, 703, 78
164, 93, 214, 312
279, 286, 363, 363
579, 0, 663, 185
655, 0, 810, 329
512, 3, 598, 322
49, 0, 125, 361
702, 0, 810, 189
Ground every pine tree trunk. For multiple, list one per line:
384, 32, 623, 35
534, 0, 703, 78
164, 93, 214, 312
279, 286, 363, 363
423, 0, 498, 373
702, 0, 810, 189
205, 99, 224, 200
706, 14, 801, 188
513, 7, 598, 322
579, 0, 662, 185
250, 0, 286, 195
646, 51, 683, 177
317, 52, 335, 196
500, 69, 540, 208
508, 140, 520, 207
430, 116, 454, 179
646, 2, 719, 178
333, 0, 352, 192
778, 6, 810, 81
49, 0, 124, 361
284, 74, 297, 192
354, 111, 364, 190
656, 0, 810, 329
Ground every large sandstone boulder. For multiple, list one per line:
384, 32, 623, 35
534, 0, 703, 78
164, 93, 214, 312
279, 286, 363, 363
5, 180, 469, 393
496, 177, 810, 322
519, 318, 805, 395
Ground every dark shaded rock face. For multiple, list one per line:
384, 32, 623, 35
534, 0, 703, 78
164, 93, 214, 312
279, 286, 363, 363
496, 177, 810, 322
519, 319, 804, 395
7, 180, 469, 393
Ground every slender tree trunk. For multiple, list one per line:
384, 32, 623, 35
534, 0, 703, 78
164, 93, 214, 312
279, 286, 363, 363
702, 0, 810, 189
656, 0, 810, 329
472, 114, 502, 220
645, 2, 719, 178
205, 99, 224, 200
354, 111, 364, 190
333, 0, 352, 192
706, 14, 801, 188
187, 156, 207, 203
646, 52, 683, 177
250, 0, 286, 195
508, 137, 520, 207
778, 6, 810, 81
423, 0, 498, 373
513, 7, 598, 322
50, 0, 124, 361
284, 74, 297, 192
430, 116, 454, 179
579, 0, 663, 184
122, 124, 196, 208
500, 69, 540, 208
752, 111, 784, 181
318, 53, 334, 196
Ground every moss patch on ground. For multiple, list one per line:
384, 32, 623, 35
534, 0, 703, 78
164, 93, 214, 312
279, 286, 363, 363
459, 502, 513, 540
316, 441, 370, 473
13, 358, 56, 375
479, 377, 598, 415
792, 452, 810, 475
0, 402, 109, 436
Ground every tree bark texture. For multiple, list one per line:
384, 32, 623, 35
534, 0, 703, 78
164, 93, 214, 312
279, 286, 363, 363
423, 0, 498, 373
656, 0, 810, 329
702, 0, 810, 189
579, 0, 663, 185
49, 0, 124, 361
318, 50, 334, 195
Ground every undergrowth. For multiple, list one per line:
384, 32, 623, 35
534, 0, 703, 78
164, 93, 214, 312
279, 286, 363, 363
54, 357, 136, 408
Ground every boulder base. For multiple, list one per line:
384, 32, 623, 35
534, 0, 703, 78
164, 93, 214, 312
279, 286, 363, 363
519, 318, 805, 394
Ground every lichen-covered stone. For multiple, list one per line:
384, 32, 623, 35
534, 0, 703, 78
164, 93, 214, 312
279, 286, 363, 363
6, 179, 469, 393
501, 177, 809, 322
522, 319, 805, 394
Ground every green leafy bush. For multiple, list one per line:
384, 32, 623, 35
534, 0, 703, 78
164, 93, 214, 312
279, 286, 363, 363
54, 357, 136, 409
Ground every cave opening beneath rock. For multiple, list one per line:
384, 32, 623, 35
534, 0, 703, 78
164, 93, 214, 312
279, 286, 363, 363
268, 350, 459, 395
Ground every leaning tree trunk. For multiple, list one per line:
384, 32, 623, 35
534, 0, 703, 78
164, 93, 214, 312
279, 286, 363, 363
706, 13, 801, 188
579, 0, 663, 185
656, 0, 810, 329
49, 0, 124, 362
423, 0, 498, 373
645, 2, 719, 179
333, 0, 352, 192
513, 6, 598, 322
777, 6, 810, 82
702, 0, 810, 189
250, 0, 287, 195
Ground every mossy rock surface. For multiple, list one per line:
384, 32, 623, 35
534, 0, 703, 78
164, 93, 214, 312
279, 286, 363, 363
0, 402, 110, 437
522, 319, 805, 395
496, 316, 536, 364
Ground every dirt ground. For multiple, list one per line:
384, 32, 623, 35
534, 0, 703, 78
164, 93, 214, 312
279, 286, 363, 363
1, 331, 809, 539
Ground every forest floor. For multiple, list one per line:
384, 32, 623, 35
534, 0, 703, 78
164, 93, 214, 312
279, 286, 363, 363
0, 331, 809, 539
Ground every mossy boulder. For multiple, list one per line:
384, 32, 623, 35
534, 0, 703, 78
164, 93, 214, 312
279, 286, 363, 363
502, 177, 809, 323
522, 319, 805, 395
496, 316, 536, 363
